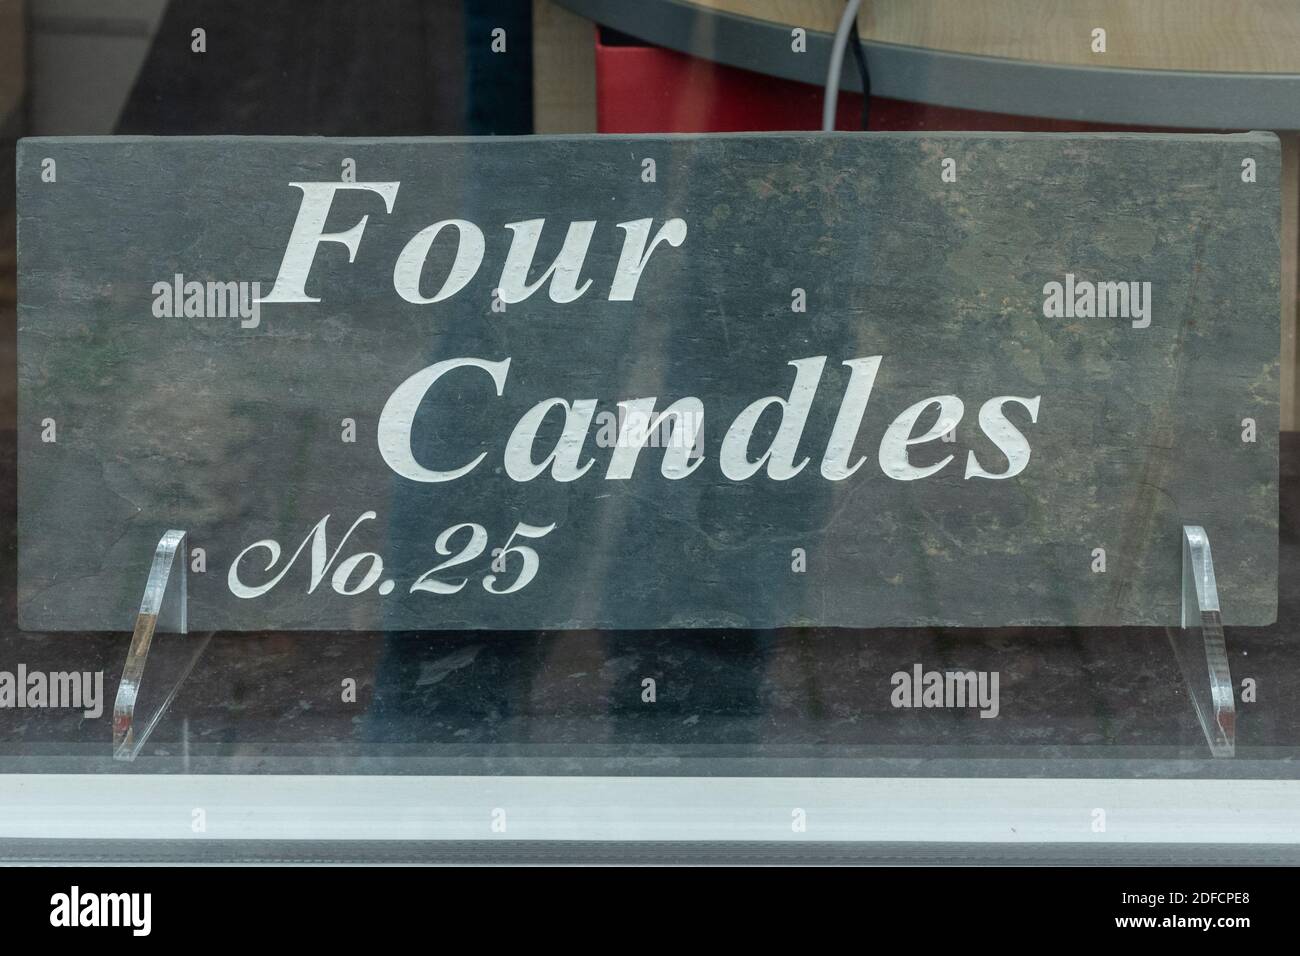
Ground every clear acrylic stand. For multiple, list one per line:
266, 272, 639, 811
112, 529, 211, 761
1168, 525, 1236, 758
106, 527, 1237, 760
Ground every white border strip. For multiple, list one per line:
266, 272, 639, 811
2, 775, 1298, 843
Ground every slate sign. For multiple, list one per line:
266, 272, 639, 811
16, 133, 1280, 631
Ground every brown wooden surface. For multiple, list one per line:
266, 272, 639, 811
696, 0, 1300, 72
533, 0, 597, 134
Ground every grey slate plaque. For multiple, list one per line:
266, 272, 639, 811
16, 133, 1280, 630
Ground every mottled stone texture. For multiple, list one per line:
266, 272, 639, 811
15, 133, 1280, 630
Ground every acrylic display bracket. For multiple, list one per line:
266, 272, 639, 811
111, 530, 211, 762
1170, 524, 1236, 757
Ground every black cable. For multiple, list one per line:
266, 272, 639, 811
848, 15, 871, 130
